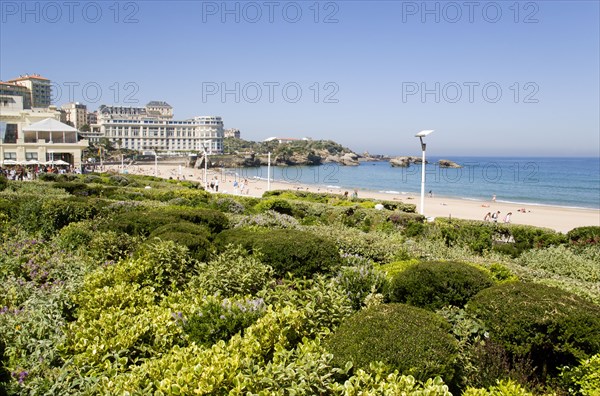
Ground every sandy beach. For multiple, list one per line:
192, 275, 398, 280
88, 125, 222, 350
107, 163, 600, 233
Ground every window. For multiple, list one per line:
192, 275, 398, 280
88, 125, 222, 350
3, 152, 17, 160
25, 152, 38, 160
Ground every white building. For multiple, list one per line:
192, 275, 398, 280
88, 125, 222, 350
0, 95, 88, 167
97, 102, 224, 154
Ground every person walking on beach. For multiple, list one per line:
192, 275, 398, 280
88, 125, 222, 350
351, 189, 358, 200
491, 211, 500, 223
214, 176, 219, 192
233, 180, 239, 195
504, 212, 512, 223
483, 212, 491, 222
492, 194, 496, 203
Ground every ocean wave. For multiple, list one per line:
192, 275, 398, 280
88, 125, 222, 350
379, 190, 401, 194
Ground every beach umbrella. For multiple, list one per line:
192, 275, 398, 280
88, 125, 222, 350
54, 160, 70, 166
1, 160, 18, 166
25, 159, 40, 165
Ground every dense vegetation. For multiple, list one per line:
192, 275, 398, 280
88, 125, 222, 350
0, 173, 598, 395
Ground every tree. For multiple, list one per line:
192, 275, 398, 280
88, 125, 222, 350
80, 124, 91, 132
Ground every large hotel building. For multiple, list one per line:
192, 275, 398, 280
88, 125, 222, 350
96, 101, 224, 154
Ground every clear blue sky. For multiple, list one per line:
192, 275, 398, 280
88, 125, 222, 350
1, 0, 598, 156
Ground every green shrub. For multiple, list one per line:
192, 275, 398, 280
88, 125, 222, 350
517, 244, 600, 283
106, 208, 228, 237
307, 225, 406, 263
213, 197, 245, 214
378, 259, 420, 280
254, 198, 294, 216
327, 303, 458, 385
191, 245, 273, 297
388, 261, 494, 310
16, 197, 101, 237
215, 228, 340, 277
232, 210, 300, 229
38, 173, 58, 182
149, 221, 212, 261
259, 276, 353, 338
0, 175, 7, 192
335, 259, 388, 310
183, 296, 266, 347
467, 282, 600, 383
463, 379, 534, 396
567, 226, 600, 246
561, 353, 600, 395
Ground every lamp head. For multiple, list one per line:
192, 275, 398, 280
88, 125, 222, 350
415, 130, 434, 138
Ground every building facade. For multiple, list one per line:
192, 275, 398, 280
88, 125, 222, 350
7, 74, 52, 108
97, 102, 224, 154
0, 95, 88, 167
61, 102, 88, 129
0, 82, 32, 109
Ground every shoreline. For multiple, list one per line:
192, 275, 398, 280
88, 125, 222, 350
106, 164, 600, 233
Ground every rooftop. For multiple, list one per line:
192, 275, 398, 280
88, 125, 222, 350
8, 74, 50, 82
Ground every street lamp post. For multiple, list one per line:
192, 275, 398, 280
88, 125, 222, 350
415, 130, 434, 216
267, 152, 271, 191
201, 143, 208, 189
154, 150, 158, 177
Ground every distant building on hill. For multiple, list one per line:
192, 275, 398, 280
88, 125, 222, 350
264, 137, 310, 144
224, 128, 241, 139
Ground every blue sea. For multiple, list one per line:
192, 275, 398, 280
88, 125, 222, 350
228, 157, 600, 210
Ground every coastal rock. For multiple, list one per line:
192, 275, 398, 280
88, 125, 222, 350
389, 156, 423, 167
339, 153, 359, 166
438, 159, 462, 168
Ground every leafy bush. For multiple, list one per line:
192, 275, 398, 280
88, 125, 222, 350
467, 282, 600, 383
183, 296, 266, 347
0, 175, 7, 192
327, 303, 458, 385
463, 379, 534, 396
254, 198, 294, 216
191, 245, 273, 297
561, 353, 600, 395
213, 197, 245, 214
149, 221, 212, 261
16, 198, 101, 237
517, 244, 599, 283
388, 261, 494, 310
567, 226, 600, 246
232, 210, 300, 229
106, 207, 228, 237
307, 224, 406, 263
335, 260, 388, 310
215, 228, 340, 277
260, 276, 353, 338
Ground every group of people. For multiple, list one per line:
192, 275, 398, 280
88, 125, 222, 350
0, 165, 76, 180
232, 179, 250, 195
484, 211, 512, 224
342, 189, 359, 200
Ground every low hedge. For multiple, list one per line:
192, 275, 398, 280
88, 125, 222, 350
467, 282, 600, 383
388, 261, 494, 310
567, 226, 600, 246
149, 221, 212, 261
106, 208, 228, 237
327, 303, 458, 385
214, 228, 341, 277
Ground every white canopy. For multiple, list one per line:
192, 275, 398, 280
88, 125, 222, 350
23, 118, 79, 132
